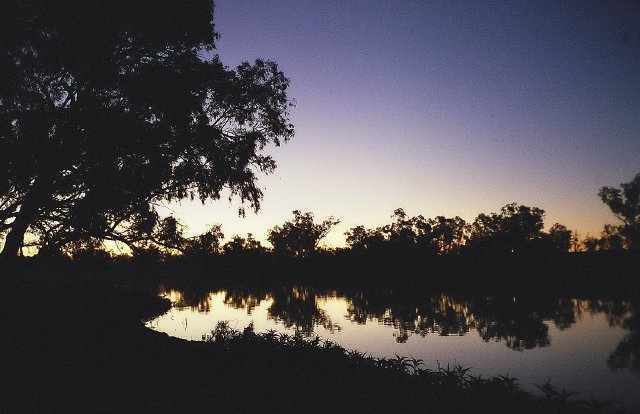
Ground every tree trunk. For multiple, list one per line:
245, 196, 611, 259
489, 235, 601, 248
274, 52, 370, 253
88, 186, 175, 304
0, 213, 32, 259
0, 183, 45, 261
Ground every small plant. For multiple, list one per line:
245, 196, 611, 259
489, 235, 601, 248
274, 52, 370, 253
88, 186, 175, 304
535, 380, 579, 402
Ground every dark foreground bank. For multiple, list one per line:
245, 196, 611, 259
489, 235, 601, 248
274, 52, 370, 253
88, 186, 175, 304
2, 261, 638, 413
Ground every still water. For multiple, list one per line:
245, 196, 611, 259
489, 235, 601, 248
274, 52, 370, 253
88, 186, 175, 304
145, 287, 640, 408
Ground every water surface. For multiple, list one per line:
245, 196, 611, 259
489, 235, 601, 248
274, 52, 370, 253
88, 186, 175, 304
146, 287, 640, 408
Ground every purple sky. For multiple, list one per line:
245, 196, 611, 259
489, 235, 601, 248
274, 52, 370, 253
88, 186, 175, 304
168, 0, 640, 247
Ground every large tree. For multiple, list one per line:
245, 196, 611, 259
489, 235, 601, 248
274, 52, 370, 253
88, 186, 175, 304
0, 1, 293, 258
599, 173, 640, 250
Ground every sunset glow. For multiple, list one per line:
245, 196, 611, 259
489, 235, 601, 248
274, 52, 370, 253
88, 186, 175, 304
164, 1, 640, 247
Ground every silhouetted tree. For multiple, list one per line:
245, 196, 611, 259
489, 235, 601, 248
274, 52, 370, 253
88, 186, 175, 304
469, 203, 546, 254
222, 233, 265, 255
569, 231, 582, 252
183, 224, 225, 257
344, 225, 369, 251
599, 173, 640, 250
346, 209, 426, 254
346, 210, 469, 256
267, 211, 339, 257
61, 237, 112, 262
547, 223, 572, 252
428, 215, 469, 254
344, 225, 387, 253
583, 236, 600, 252
0, 1, 293, 259
599, 224, 625, 251
383, 209, 429, 251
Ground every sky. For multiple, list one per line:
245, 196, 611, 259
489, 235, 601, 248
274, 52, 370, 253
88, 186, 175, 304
166, 0, 640, 247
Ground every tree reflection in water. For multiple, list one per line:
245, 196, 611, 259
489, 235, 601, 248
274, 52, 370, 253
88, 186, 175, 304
598, 300, 639, 372
160, 285, 341, 336
345, 292, 557, 349
222, 289, 268, 314
157, 284, 638, 369
260, 287, 341, 335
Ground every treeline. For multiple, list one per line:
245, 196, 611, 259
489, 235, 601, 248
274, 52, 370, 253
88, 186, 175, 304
7, 173, 639, 264
61, 203, 630, 262
39, 201, 637, 297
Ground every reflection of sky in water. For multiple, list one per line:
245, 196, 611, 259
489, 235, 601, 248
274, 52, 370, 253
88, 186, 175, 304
146, 290, 640, 408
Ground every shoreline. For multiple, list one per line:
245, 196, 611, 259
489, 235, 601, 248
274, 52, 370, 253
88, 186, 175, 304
2, 259, 638, 413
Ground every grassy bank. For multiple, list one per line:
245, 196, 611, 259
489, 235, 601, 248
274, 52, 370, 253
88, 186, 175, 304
1, 260, 637, 413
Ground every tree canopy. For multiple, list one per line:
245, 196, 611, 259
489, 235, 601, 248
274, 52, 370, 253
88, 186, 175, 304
345, 209, 468, 255
468, 203, 546, 254
345, 204, 570, 257
599, 173, 640, 250
267, 210, 339, 257
0, 0, 294, 258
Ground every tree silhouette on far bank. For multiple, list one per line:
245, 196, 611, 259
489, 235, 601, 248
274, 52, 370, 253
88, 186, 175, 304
222, 233, 266, 255
345, 204, 572, 259
267, 211, 339, 257
547, 223, 572, 252
0, 0, 293, 260
599, 173, 640, 250
468, 203, 547, 255
345, 209, 469, 256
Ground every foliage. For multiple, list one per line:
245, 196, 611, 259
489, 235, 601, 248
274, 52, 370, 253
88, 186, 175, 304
429, 215, 469, 254
344, 224, 386, 252
183, 224, 225, 256
547, 223, 573, 252
383, 209, 432, 251
600, 225, 626, 251
468, 203, 546, 254
599, 173, 640, 250
59, 237, 112, 261
346, 204, 561, 257
583, 235, 601, 252
222, 233, 265, 254
345, 208, 469, 255
0, 0, 294, 258
267, 210, 339, 257
581, 225, 628, 252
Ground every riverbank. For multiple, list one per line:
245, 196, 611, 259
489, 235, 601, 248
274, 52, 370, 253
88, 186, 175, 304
2, 260, 637, 413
